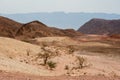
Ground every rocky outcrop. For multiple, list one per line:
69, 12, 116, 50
78, 18, 120, 35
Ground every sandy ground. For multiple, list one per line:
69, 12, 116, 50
0, 36, 120, 79
0, 71, 120, 80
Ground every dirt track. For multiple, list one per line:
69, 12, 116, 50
0, 72, 120, 80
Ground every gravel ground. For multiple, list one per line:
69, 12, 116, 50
0, 72, 120, 80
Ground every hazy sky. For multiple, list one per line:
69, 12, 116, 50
0, 0, 120, 14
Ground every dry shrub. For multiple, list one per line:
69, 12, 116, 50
76, 56, 87, 69
36, 47, 54, 65
67, 45, 75, 54
65, 65, 69, 70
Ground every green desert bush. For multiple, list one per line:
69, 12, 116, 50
47, 61, 56, 70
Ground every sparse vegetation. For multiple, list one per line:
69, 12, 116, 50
9, 56, 13, 59
26, 49, 31, 56
22, 39, 31, 43
36, 47, 54, 65
66, 71, 70, 76
47, 61, 56, 70
37, 52, 51, 65
41, 42, 48, 47
67, 45, 75, 54
76, 56, 86, 69
65, 65, 69, 70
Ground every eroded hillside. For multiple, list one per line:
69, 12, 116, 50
0, 36, 120, 77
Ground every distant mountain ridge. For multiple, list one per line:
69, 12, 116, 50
78, 18, 120, 35
0, 16, 81, 39
1, 12, 120, 29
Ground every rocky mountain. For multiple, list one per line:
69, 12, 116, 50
0, 16, 22, 37
0, 16, 81, 39
78, 18, 120, 35
16, 21, 81, 40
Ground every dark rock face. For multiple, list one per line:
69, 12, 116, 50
0, 16, 22, 38
78, 18, 120, 35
